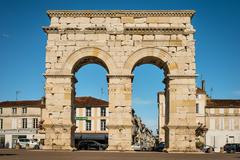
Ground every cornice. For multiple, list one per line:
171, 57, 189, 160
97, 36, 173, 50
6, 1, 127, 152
42, 26, 193, 35
47, 10, 195, 18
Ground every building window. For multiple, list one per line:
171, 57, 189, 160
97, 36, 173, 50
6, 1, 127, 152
209, 118, 215, 130
0, 108, 2, 114
100, 107, 106, 117
11, 118, 17, 129
33, 118, 38, 128
86, 120, 91, 131
100, 119, 106, 131
12, 108, 17, 114
22, 118, 27, 128
196, 103, 199, 113
86, 107, 91, 117
210, 108, 215, 114
219, 118, 224, 130
0, 119, 3, 129
219, 108, 224, 114
229, 108, 234, 114
22, 107, 27, 114
229, 119, 234, 130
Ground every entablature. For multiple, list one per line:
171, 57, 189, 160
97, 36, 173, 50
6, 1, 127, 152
47, 10, 195, 18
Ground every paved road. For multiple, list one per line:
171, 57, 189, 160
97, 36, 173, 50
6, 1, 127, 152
0, 150, 239, 160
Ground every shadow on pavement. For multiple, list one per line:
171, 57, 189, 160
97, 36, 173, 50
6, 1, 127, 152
0, 154, 17, 156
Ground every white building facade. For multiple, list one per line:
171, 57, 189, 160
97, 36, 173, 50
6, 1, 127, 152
158, 81, 240, 152
205, 101, 240, 152
0, 100, 45, 148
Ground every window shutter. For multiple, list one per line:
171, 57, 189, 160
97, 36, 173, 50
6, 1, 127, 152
97, 107, 100, 117
28, 118, 32, 129
97, 119, 100, 131
82, 108, 86, 117
91, 120, 94, 131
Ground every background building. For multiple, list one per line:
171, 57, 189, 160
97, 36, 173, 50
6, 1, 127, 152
205, 99, 240, 152
0, 99, 45, 148
0, 96, 156, 149
132, 110, 155, 150
158, 81, 240, 152
74, 97, 109, 145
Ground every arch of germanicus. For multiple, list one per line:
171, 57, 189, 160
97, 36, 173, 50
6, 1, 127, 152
43, 10, 197, 152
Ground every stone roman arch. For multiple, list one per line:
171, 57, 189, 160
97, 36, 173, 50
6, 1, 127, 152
43, 10, 197, 152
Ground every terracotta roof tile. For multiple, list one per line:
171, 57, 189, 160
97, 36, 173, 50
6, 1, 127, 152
206, 99, 240, 108
196, 88, 206, 94
0, 97, 108, 108
0, 100, 45, 108
75, 96, 108, 107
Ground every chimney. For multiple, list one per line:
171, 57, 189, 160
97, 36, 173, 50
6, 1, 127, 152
41, 96, 45, 105
201, 80, 206, 91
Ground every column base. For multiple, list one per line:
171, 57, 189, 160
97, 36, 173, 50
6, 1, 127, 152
164, 125, 197, 153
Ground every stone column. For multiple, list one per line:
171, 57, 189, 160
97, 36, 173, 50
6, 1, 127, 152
164, 75, 197, 152
42, 74, 76, 150
107, 74, 134, 151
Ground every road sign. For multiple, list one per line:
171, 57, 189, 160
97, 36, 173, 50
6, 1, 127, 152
75, 116, 88, 120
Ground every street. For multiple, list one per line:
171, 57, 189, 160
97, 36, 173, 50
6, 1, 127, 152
0, 150, 239, 160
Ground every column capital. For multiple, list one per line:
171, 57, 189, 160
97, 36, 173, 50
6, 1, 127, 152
107, 74, 134, 78
163, 74, 198, 84
167, 74, 198, 79
107, 74, 134, 82
44, 73, 78, 83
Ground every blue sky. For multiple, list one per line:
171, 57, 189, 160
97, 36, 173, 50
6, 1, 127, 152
0, 0, 240, 132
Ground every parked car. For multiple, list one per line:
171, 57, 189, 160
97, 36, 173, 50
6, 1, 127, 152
77, 140, 107, 150
202, 145, 215, 153
155, 142, 165, 152
17, 138, 39, 149
132, 143, 142, 151
224, 143, 240, 153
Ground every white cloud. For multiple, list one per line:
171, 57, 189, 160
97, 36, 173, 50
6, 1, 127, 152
133, 97, 154, 105
233, 90, 240, 96
1, 33, 9, 38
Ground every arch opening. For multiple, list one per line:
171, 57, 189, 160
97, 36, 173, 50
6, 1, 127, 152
74, 64, 109, 147
124, 48, 177, 76
62, 47, 116, 75
132, 63, 166, 149
72, 56, 109, 74
131, 56, 169, 75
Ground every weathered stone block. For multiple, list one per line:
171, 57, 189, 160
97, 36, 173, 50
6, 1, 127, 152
75, 17, 90, 23
90, 18, 105, 24
116, 34, 125, 40
132, 35, 142, 40
134, 18, 146, 23
97, 34, 109, 40
67, 33, 75, 40
75, 34, 85, 40
147, 17, 171, 23
48, 34, 60, 41
121, 17, 134, 23
155, 35, 170, 40
56, 41, 75, 46
143, 35, 154, 40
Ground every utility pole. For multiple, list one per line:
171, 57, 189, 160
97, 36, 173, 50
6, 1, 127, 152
16, 91, 20, 101
210, 88, 213, 98
100, 88, 104, 99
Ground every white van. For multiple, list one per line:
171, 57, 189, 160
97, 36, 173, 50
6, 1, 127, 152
17, 138, 39, 149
